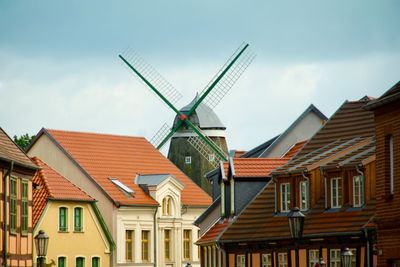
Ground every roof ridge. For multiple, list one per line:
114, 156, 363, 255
46, 128, 147, 140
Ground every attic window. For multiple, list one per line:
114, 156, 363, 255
110, 178, 134, 195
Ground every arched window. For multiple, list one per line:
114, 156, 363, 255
74, 207, 83, 232
162, 196, 173, 216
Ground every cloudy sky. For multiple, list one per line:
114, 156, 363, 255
0, 1, 399, 153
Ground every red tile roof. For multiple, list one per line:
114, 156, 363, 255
32, 157, 94, 227
0, 128, 37, 169
230, 158, 290, 178
220, 183, 375, 242
197, 219, 230, 245
283, 140, 307, 158
44, 129, 211, 207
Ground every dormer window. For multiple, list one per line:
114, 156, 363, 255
299, 181, 309, 211
330, 177, 342, 208
162, 196, 173, 216
353, 175, 364, 207
280, 183, 290, 212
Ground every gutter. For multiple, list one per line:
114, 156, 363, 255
3, 161, 14, 267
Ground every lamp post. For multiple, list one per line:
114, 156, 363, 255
287, 207, 305, 267
34, 230, 49, 267
341, 247, 353, 267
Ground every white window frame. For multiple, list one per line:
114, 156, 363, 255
185, 156, 192, 164
299, 181, 309, 211
208, 154, 215, 162
262, 253, 272, 267
280, 183, 291, 212
330, 177, 342, 208
353, 175, 364, 207
221, 182, 225, 217
330, 249, 341, 267
236, 254, 245, 267
308, 249, 319, 267
278, 253, 288, 267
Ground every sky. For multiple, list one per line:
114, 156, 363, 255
0, 1, 399, 154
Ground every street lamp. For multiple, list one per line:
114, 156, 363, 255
34, 230, 49, 267
287, 207, 306, 267
341, 248, 353, 267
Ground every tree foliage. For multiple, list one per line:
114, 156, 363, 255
13, 133, 35, 151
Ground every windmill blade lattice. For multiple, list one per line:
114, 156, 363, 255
120, 48, 183, 107
200, 43, 256, 110
149, 123, 171, 148
187, 136, 225, 168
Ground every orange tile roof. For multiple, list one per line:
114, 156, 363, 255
283, 140, 307, 158
197, 219, 230, 245
0, 127, 37, 169
222, 157, 290, 178
44, 129, 211, 207
32, 157, 94, 227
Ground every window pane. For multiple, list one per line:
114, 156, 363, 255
59, 207, 68, 231
92, 257, 100, 267
183, 230, 191, 260
165, 229, 171, 260
74, 207, 83, 231
76, 257, 85, 267
58, 257, 66, 267
125, 230, 134, 261
142, 230, 149, 261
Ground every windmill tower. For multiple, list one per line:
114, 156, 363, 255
119, 43, 255, 195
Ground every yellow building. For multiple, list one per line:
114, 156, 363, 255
32, 157, 115, 267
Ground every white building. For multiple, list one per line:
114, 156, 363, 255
27, 129, 212, 267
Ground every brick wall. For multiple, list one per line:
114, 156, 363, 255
374, 99, 400, 266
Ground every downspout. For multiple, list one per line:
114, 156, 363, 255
3, 161, 14, 267
153, 205, 159, 267
302, 171, 310, 210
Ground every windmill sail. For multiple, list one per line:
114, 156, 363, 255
120, 48, 183, 107
187, 136, 226, 168
149, 123, 171, 148
200, 43, 256, 110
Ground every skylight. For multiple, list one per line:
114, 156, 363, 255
110, 178, 134, 194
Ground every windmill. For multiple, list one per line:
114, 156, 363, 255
119, 43, 255, 194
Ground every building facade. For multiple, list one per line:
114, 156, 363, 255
365, 81, 400, 266
27, 129, 211, 267
32, 157, 114, 267
0, 127, 38, 267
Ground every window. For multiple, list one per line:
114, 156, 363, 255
280, 183, 290, 212
74, 207, 83, 232
92, 257, 100, 267
353, 176, 364, 207
10, 177, 17, 233
76, 257, 85, 267
185, 156, 192, 164
299, 181, 309, 211
183, 229, 191, 260
59, 207, 68, 231
262, 253, 272, 267
162, 197, 172, 216
21, 179, 28, 234
330, 178, 342, 208
330, 249, 341, 267
230, 178, 235, 215
221, 182, 225, 217
385, 135, 394, 194
142, 230, 149, 262
125, 230, 134, 261
278, 253, 288, 267
309, 249, 319, 267
198, 230, 201, 259
236, 254, 245, 267
58, 257, 66, 267
208, 154, 215, 162
165, 229, 171, 260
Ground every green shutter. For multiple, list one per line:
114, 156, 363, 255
58, 257, 66, 267
92, 257, 99, 267
76, 257, 84, 267
10, 177, 17, 233
59, 207, 67, 231
21, 180, 28, 234
74, 207, 83, 231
